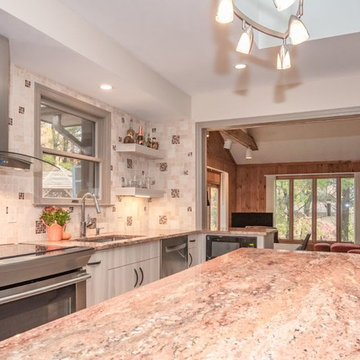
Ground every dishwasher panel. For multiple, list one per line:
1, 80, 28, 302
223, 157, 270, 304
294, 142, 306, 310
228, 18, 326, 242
161, 236, 188, 278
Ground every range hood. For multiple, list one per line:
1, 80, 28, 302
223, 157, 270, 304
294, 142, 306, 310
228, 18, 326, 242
0, 35, 56, 170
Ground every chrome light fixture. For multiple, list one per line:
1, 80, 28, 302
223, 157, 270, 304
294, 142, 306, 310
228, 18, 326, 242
216, 0, 234, 24
236, 22, 254, 54
215, 0, 309, 70
273, 0, 296, 11
277, 41, 291, 70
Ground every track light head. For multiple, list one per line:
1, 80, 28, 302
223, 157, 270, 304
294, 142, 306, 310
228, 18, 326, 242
236, 25, 254, 55
277, 42, 291, 70
288, 15, 309, 45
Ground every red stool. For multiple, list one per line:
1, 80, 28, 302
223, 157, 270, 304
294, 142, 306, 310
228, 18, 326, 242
313, 243, 331, 252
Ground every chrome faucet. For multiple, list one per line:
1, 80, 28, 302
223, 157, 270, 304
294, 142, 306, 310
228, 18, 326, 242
80, 192, 101, 237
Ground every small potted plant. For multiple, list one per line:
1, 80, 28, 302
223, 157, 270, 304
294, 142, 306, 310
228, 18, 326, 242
40, 206, 71, 241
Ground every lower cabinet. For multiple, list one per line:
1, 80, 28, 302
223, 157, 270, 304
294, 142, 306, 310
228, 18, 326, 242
107, 257, 160, 298
86, 241, 160, 307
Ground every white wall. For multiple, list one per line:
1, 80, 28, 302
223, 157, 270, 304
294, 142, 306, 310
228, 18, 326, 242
192, 73, 360, 123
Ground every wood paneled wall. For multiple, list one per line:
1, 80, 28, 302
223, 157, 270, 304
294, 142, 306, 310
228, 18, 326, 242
236, 161, 360, 212
207, 131, 237, 222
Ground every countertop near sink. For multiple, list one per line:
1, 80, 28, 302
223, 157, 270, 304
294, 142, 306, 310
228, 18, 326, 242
38, 228, 276, 251
1, 248, 360, 359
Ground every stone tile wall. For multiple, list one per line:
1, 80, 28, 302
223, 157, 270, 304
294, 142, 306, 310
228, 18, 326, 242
0, 65, 195, 244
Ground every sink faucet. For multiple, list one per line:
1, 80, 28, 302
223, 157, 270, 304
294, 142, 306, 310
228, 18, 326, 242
80, 192, 101, 237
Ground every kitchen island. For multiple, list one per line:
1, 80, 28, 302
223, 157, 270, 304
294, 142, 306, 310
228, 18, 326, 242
1, 248, 360, 359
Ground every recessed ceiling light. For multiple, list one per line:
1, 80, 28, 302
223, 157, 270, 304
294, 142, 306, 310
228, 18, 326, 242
100, 84, 113, 90
235, 64, 247, 70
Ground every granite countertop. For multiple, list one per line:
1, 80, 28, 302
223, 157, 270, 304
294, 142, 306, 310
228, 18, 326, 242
38, 228, 276, 251
1, 248, 360, 359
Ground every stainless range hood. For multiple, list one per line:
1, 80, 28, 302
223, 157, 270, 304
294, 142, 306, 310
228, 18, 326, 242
0, 35, 56, 170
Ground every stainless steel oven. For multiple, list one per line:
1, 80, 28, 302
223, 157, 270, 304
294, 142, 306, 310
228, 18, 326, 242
0, 243, 94, 341
161, 236, 188, 278
206, 235, 257, 261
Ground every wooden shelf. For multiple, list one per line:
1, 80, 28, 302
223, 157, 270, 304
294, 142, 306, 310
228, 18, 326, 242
117, 187, 165, 198
116, 144, 164, 159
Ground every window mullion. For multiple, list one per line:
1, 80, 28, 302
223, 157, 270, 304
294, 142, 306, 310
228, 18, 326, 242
42, 147, 101, 163
289, 179, 294, 241
312, 178, 317, 242
336, 178, 341, 242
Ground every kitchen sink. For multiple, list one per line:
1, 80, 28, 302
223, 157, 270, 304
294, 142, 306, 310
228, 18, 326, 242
75, 235, 143, 243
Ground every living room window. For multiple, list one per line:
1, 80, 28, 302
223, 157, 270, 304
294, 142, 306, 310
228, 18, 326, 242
34, 85, 111, 205
275, 175, 354, 242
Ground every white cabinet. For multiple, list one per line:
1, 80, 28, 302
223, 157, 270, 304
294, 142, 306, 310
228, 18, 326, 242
108, 257, 160, 297
86, 250, 110, 307
188, 234, 206, 267
86, 241, 160, 307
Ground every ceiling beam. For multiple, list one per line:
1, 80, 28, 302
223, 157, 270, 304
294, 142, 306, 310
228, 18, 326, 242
221, 129, 258, 151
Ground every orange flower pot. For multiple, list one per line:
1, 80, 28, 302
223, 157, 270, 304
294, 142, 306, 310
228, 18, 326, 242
46, 222, 64, 241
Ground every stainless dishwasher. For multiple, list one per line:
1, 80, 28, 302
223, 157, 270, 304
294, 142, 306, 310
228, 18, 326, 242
160, 236, 188, 278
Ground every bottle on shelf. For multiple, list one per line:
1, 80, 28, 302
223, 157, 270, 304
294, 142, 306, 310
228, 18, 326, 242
137, 126, 144, 145
123, 119, 135, 143
151, 137, 159, 150
146, 133, 152, 148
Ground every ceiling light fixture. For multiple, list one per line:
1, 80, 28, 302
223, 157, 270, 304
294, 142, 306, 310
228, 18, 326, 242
235, 63, 247, 70
100, 84, 113, 91
245, 147, 252, 160
215, 0, 309, 70
273, 0, 296, 12
224, 139, 232, 149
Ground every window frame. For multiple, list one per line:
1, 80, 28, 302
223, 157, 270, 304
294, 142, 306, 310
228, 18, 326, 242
34, 84, 111, 206
275, 174, 354, 243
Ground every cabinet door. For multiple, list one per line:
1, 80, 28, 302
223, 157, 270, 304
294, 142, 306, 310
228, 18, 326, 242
137, 257, 160, 286
108, 257, 160, 298
188, 245, 200, 267
107, 262, 139, 298
86, 251, 109, 307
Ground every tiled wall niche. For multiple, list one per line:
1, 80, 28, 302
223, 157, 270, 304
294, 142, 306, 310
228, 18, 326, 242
0, 65, 195, 244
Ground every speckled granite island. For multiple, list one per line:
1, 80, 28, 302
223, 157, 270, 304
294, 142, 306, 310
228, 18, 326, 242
1, 248, 360, 359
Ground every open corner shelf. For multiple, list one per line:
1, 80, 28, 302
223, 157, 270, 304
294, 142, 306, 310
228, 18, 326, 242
116, 143, 164, 160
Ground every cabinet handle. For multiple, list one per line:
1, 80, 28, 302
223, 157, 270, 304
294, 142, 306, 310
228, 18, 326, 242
189, 239, 196, 243
189, 253, 193, 267
139, 267, 144, 286
87, 261, 101, 266
134, 268, 139, 288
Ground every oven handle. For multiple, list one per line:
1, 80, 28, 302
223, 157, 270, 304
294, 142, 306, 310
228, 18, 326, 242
0, 273, 90, 305
165, 243, 186, 253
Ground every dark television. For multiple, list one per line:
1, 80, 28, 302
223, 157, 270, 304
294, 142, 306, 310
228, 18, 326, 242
231, 212, 273, 228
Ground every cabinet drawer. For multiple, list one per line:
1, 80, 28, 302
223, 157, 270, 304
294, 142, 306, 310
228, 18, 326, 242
108, 241, 160, 269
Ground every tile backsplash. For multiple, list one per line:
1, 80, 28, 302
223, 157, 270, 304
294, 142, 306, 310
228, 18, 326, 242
0, 65, 195, 244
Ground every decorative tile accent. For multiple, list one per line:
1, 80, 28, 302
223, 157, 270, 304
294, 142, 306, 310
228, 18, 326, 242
171, 189, 180, 198
121, 116, 125, 123
110, 165, 113, 171
68, 207, 74, 213
8, 118, 13, 126
188, 152, 193, 157
172, 135, 180, 144
144, 206, 147, 212
152, 128, 156, 133
118, 136, 123, 142
24, 80, 31, 88
184, 170, 189, 175
112, 144, 116, 151
159, 215, 167, 225
18, 106, 25, 114
5, 206, 8, 215
142, 170, 145, 175
127, 159, 133, 169
187, 207, 192, 212
127, 216, 133, 226
160, 162, 167, 172
112, 206, 116, 212
18, 192, 25, 200
35, 220, 46, 234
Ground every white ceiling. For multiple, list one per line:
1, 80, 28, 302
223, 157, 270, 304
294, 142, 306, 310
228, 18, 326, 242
0, 0, 359, 121
227, 117, 360, 165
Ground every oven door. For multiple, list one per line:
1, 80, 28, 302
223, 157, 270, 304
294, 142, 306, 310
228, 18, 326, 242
0, 270, 89, 341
